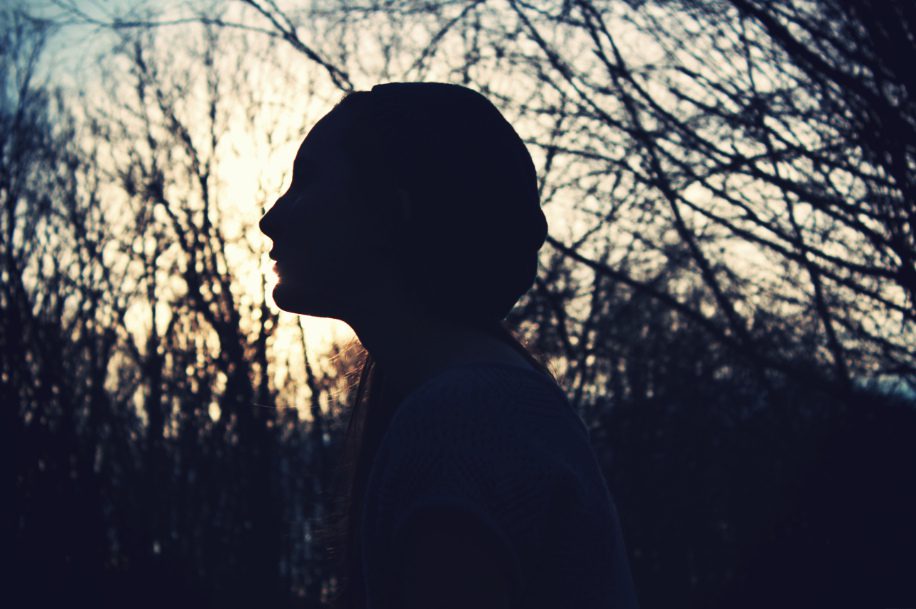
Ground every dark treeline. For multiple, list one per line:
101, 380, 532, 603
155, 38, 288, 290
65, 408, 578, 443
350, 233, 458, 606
5, 1, 915, 608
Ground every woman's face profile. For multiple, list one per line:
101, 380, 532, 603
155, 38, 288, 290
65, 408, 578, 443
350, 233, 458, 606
259, 108, 385, 319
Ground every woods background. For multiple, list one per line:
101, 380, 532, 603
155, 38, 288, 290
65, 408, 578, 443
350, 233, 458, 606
5, 1, 915, 607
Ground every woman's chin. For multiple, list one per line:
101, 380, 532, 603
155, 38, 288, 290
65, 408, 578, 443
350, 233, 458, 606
272, 282, 308, 313
271, 278, 344, 320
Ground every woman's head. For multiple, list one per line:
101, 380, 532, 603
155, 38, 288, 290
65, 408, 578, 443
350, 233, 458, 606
265, 83, 557, 609
259, 82, 548, 327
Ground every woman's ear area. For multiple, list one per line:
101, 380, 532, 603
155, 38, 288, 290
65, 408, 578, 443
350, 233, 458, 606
370, 187, 413, 251
364, 187, 419, 296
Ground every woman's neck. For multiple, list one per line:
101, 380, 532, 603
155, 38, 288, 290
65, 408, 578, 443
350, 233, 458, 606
349, 308, 535, 408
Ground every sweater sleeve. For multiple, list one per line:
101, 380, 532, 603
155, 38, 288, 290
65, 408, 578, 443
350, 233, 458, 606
363, 369, 583, 606
391, 491, 524, 606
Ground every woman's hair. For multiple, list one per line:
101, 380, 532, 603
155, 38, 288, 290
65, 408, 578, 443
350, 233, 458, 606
311, 82, 556, 609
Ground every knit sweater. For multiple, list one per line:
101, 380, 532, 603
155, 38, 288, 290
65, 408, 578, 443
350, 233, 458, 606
359, 360, 639, 608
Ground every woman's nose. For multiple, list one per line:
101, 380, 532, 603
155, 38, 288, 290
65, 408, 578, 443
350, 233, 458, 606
258, 211, 271, 237
259, 201, 281, 238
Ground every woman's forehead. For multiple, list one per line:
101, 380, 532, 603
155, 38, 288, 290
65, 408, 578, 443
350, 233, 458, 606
295, 111, 346, 164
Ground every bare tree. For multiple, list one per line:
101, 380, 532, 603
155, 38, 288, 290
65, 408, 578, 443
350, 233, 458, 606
12, 1, 916, 606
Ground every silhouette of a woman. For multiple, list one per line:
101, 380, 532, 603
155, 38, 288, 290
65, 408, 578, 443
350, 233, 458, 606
259, 82, 638, 609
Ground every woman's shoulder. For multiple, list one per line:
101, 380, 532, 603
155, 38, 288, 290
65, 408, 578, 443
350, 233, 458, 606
391, 360, 583, 429
378, 361, 591, 468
